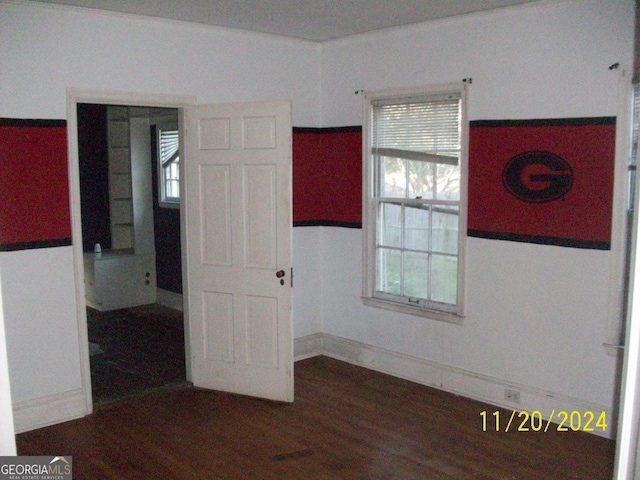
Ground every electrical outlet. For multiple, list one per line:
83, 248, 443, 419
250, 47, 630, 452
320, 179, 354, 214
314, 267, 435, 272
504, 388, 520, 403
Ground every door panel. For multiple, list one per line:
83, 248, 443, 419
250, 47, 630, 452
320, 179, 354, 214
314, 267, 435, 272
200, 165, 231, 266
185, 101, 293, 402
202, 291, 234, 362
244, 164, 277, 268
245, 295, 278, 367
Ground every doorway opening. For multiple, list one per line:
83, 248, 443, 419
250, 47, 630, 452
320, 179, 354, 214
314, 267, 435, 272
76, 102, 188, 405
68, 90, 293, 413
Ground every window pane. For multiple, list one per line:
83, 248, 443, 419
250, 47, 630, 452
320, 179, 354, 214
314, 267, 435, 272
377, 248, 401, 295
169, 160, 179, 180
403, 251, 429, 299
431, 254, 457, 305
378, 202, 402, 248
435, 163, 460, 201
404, 204, 429, 251
381, 157, 406, 197
166, 179, 179, 199
408, 160, 434, 199
432, 205, 458, 254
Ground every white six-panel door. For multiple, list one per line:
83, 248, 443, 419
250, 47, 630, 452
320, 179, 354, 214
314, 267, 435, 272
184, 101, 293, 402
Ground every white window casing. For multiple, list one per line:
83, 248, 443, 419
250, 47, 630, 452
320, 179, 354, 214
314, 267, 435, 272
362, 83, 469, 323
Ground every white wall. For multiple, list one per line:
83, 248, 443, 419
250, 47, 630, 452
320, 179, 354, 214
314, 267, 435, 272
0, 0, 635, 434
292, 228, 324, 338
0, 2, 322, 125
0, 0, 322, 430
0, 248, 82, 403
320, 0, 631, 126
317, 0, 635, 423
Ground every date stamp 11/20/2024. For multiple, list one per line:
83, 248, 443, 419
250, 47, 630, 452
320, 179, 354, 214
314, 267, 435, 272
480, 410, 608, 433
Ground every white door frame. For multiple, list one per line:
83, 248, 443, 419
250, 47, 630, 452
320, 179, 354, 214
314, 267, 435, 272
613, 76, 640, 478
66, 89, 196, 413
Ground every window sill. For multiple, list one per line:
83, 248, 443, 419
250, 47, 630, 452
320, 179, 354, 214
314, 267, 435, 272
362, 296, 464, 325
159, 201, 180, 210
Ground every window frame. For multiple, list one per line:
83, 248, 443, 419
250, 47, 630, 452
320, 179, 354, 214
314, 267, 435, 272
362, 83, 469, 323
157, 123, 180, 209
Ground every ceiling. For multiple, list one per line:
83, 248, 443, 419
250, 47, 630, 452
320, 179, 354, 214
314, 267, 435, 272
30, 0, 543, 42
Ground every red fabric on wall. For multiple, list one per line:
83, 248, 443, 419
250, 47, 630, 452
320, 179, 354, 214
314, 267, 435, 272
292, 131, 326, 223
468, 118, 616, 249
0, 121, 71, 248
293, 128, 362, 226
317, 130, 362, 225
2, 117, 612, 250
0, 122, 361, 252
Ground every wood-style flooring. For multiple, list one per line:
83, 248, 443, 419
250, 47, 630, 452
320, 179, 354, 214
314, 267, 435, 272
17, 356, 615, 479
87, 304, 187, 404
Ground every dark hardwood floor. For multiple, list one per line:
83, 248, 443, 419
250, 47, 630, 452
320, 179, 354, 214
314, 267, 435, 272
87, 304, 187, 404
17, 356, 615, 479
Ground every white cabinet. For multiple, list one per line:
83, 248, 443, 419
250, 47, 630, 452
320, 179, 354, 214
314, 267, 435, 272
84, 252, 156, 311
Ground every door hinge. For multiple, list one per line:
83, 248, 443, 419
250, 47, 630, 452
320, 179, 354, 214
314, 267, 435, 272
291, 267, 293, 288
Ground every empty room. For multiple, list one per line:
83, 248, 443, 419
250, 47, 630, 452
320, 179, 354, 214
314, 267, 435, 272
0, 0, 637, 477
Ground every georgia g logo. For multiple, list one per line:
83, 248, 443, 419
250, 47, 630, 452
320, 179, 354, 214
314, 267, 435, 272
502, 150, 573, 203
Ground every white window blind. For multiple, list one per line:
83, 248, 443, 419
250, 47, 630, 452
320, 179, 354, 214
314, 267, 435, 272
372, 94, 461, 166
160, 129, 179, 166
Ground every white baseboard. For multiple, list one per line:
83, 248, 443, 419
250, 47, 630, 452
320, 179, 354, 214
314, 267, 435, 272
293, 332, 324, 361
13, 389, 89, 434
156, 288, 183, 311
294, 333, 615, 439
18, 332, 612, 437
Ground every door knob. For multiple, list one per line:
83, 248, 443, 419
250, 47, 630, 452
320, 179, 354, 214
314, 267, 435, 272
276, 270, 286, 278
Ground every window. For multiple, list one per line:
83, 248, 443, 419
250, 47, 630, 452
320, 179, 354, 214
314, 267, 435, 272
362, 84, 468, 322
157, 125, 180, 207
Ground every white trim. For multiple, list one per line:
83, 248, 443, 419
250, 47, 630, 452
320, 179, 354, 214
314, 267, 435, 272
294, 333, 614, 439
12, 389, 87, 434
156, 288, 183, 311
606, 67, 635, 356
66, 89, 195, 416
613, 79, 640, 479
362, 296, 464, 324
615, 183, 640, 477
67, 88, 196, 110
66, 94, 94, 420
361, 82, 468, 322
293, 333, 324, 361
159, 201, 181, 210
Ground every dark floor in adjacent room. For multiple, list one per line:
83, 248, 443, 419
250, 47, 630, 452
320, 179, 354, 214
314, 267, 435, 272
17, 356, 615, 479
87, 304, 187, 404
